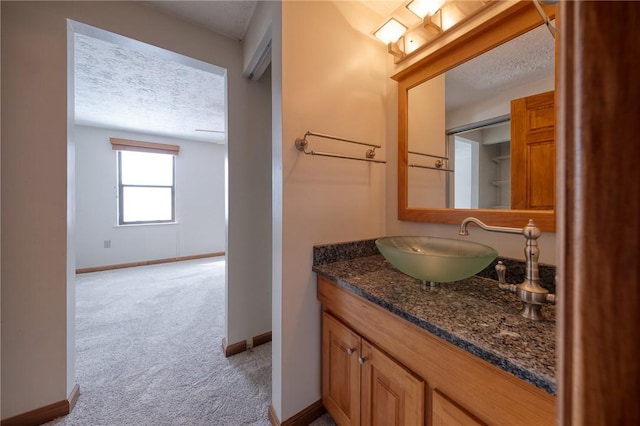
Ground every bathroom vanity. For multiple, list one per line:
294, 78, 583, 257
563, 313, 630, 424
314, 241, 556, 425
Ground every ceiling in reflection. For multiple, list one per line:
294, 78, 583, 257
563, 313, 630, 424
446, 23, 554, 111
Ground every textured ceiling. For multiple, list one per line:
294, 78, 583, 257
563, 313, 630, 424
73, 0, 262, 145
146, 1, 258, 41
74, 32, 226, 144
446, 23, 555, 111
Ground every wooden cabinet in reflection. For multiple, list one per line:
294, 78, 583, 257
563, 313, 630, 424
511, 91, 556, 210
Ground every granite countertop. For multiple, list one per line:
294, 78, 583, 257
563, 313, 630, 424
313, 240, 556, 395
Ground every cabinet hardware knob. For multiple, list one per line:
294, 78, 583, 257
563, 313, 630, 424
346, 348, 355, 356
358, 356, 367, 365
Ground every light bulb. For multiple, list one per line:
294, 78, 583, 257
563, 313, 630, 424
406, 0, 445, 19
374, 18, 408, 44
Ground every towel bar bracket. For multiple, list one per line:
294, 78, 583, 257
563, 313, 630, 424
295, 137, 309, 152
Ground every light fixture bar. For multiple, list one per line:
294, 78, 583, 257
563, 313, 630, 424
388, 37, 406, 58
423, 9, 443, 35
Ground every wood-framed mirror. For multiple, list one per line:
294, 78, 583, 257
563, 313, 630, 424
392, 2, 558, 231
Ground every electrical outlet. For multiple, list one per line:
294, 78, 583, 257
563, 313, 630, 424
104, 240, 111, 248
246, 338, 253, 351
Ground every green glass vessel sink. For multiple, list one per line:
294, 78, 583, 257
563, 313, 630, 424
375, 236, 498, 283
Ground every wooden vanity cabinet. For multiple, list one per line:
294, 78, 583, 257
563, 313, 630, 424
322, 312, 361, 425
431, 390, 484, 426
323, 312, 425, 426
318, 276, 556, 426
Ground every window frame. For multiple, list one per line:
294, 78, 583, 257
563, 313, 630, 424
111, 138, 180, 226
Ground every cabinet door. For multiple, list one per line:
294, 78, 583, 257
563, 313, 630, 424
322, 312, 361, 426
432, 390, 485, 426
360, 340, 425, 426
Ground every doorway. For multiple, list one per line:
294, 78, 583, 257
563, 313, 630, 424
68, 19, 228, 406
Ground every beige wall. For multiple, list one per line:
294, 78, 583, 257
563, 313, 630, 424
273, 1, 388, 420
2, 3, 71, 417
226, 0, 274, 349
1, 1, 271, 419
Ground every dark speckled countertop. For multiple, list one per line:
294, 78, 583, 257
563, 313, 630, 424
313, 239, 556, 395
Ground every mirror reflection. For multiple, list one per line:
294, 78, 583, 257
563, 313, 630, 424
407, 22, 555, 210
450, 118, 511, 209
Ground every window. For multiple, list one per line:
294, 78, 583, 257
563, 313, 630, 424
111, 138, 179, 225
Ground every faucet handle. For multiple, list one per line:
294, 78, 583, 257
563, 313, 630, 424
495, 261, 506, 284
495, 261, 517, 293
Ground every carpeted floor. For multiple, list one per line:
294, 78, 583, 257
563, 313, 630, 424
43, 258, 334, 426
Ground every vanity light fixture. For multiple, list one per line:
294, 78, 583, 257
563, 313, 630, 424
373, 18, 408, 44
375, 0, 491, 61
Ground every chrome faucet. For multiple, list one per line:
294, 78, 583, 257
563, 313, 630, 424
459, 217, 556, 321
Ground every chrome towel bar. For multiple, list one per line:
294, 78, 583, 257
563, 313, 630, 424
408, 150, 453, 172
295, 131, 386, 164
